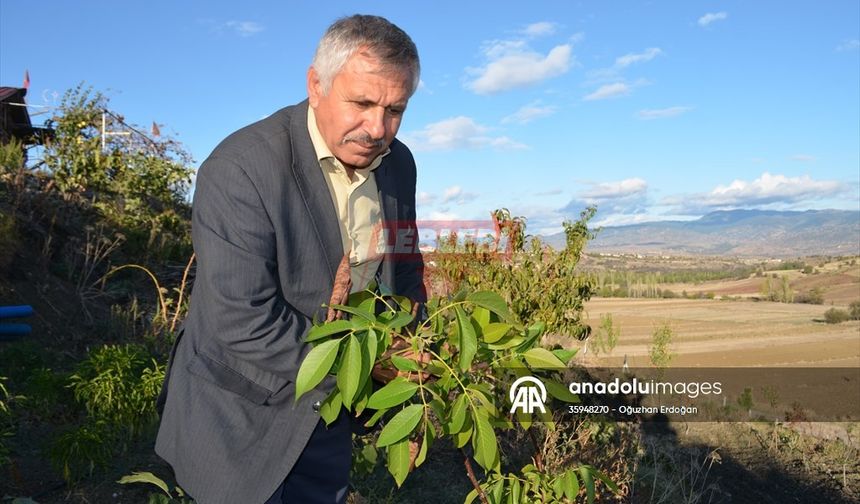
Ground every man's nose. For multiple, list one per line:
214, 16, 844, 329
364, 107, 386, 140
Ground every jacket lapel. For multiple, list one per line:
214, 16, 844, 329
375, 157, 399, 292
288, 101, 343, 284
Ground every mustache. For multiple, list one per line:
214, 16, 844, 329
341, 132, 385, 148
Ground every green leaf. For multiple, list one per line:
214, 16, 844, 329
509, 478, 521, 504
448, 393, 468, 433
391, 354, 420, 372
454, 425, 472, 448
455, 306, 478, 372
387, 438, 411, 487
514, 323, 544, 352
563, 469, 580, 500
367, 378, 419, 410
464, 488, 479, 504
551, 474, 564, 499
551, 348, 578, 364
390, 295, 413, 314
466, 291, 510, 319
471, 411, 499, 471
487, 335, 524, 350
358, 296, 377, 317
347, 288, 376, 307
481, 322, 511, 343
319, 390, 342, 425
596, 468, 620, 493
515, 408, 532, 430
337, 334, 362, 409
473, 306, 491, 329
117, 471, 170, 496
376, 403, 423, 447
354, 375, 373, 415
469, 385, 500, 418
305, 319, 357, 342
491, 479, 505, 503
414, 421, 433, 468
545, 380, 579, 403
328, 303, 375, 322
147, 495, 171, 504
295, 337, 342, 401
579, 466, 596, 504
364, 407, 388, 428
356, 329, 377, 405
522, 348, 566, 369
381, 311, 414, 330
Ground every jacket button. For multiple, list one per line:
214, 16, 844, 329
312, 400, 321, 412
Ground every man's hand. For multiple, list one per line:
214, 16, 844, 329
326, 253, 352, 322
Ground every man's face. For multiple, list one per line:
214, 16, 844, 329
308, 51, 412, 171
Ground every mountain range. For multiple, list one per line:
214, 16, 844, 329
542, 209, 860, 257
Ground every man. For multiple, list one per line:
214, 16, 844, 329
155, 15, 425, 504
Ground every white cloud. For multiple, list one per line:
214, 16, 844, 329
698, 12, 728, 27
615, 48, 663, 68
422, 210, 460, 221
637, 106, 692, 119
582, 178, 648, 199
522, 22, 557, 37
837, 39, 860, 51
591, 213, 692, 227
790, 154, 816, 162
535, 188, 564, 196
569, 32, 585, 44
584, 82, 630, 101
467, 43, 573, 94
417, 191, 436, 205
442, 186, 463, 202
401, 116, 526, 151
665, 172, 849, 211
561, 178, 651, 217
224, 20, 264, 37
502, 103, 557, 124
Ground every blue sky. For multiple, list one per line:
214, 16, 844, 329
2, 1, 858, 233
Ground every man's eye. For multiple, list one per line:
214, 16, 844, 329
388, 108, 404, 116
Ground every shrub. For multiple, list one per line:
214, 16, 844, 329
0, 137, 25, 175
51, 344, 165, 483
68, 343, 164, 436
850, 301, 860, 320
590, 313, 620, 356
0, 377, 15, 468
823, 308, 850, 324
649, 323, 675, 370
795, 288, 824, 305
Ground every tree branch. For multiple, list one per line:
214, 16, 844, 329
461, 450, 490, 504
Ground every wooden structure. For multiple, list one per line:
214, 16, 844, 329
0, 87, 53, 145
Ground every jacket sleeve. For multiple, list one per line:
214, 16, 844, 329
191, 155, 311, 384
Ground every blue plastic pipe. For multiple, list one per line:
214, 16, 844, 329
0, 305, 34, 319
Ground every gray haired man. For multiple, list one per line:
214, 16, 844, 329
155, 15, 425, 503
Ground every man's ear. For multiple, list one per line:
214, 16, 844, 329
307, 67, 321, 108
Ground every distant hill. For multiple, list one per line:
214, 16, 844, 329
543, 209, 860, 257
